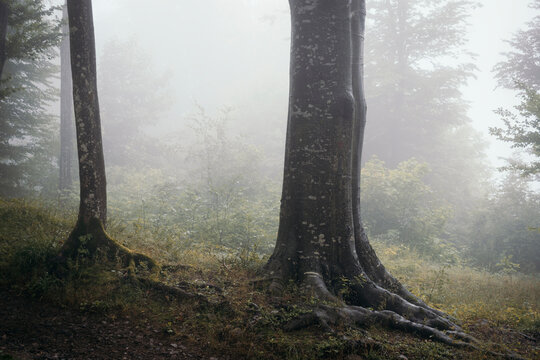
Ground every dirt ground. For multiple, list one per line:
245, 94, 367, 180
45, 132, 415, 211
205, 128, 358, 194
0, 289, 216, 360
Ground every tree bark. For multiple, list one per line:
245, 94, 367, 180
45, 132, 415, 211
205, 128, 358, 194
265, 0, 465, 343
0, 0, 8, 80
59, 2, 75, 192
67, 0, 106, 227
60, 0, 157, 275
266, 0, 357, 294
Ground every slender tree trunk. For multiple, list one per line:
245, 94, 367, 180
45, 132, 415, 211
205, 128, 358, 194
0, 0, 8, 80
67, 0, 107, 227
60, 0, 157, 274
59, 2, 75, 192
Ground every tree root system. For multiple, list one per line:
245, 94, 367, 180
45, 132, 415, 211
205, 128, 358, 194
269, 274, 525, 360
56, 217, 229, 309
58, 217, 159, 276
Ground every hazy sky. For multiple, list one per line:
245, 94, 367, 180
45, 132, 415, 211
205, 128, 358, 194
465, 0, 536, 169
91, 0, 536, 172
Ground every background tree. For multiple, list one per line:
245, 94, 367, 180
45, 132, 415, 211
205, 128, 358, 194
358, 0, 489, 261
98, 38, 171, 168
493, 0, 540, 92
490, 86, 540, 176
59, 1, 75, 192
362, 0, 487, 207
265, 0, 470, 344
0, 0, 61, 197
468, 174, 540, 272
361, 158, 452, 256
363, 0, 479, 163
491, 0, 540, 177
0, 0, 8, 79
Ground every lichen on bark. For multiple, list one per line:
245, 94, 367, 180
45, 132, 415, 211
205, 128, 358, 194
59, 0, 157, 277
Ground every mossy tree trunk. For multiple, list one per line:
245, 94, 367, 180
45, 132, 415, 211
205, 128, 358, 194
67, 0, 106, 227
61, 0, 156, 273
265, 0, 468, 344
59, 2, 75, 193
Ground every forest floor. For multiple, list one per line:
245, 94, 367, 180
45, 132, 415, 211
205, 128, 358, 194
0, 264, 538, 360
0, 288, 209, 360
0, 199, 539, 359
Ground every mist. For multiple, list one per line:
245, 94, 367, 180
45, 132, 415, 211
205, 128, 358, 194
0, 1, 538, 358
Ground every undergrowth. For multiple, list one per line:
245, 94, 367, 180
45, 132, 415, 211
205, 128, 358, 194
1, 198, 538, 359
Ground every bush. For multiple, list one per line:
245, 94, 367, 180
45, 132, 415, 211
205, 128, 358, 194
361, 157, 454, 259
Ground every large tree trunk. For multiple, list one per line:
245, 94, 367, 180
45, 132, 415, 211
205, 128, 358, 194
265, 0, 468, 345
59, 2, 75, 192
266, 0, 358, 295
0, 0, 8, 80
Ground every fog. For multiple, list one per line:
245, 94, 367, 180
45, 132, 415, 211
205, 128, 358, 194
93, 0, 290, 145
1, 3, 539, 356
2, 0, 539, 273
87, 0, 534, 173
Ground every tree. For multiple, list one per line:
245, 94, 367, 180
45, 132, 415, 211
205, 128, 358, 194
493, 0, 540, 92
491, 1, 540, 176
468, 174, 540, 273
60, 0, 155, 272
358, 0, 488, 256
59, 1, 75, 192
264, 0, 470, 344
360, 0, 488, 219
0, 0, 8, 79
0, 0, 61, 197
362, 0, 479, 167
490, 86, 540, 176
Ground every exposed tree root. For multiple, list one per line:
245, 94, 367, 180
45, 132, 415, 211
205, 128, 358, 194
133, 276, 228, 308
298, 273, 459, 333
283, 304, 464, 345
58, 217, 159, 277
346, 281, 458, 331
354, 232, 456, 321
268, 275, 525, 360
55, 218, 228, 310
283, 304, 525, 359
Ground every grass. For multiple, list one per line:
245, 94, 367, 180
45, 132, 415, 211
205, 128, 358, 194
0, 198, 538, 359
373, 242, 540, 332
